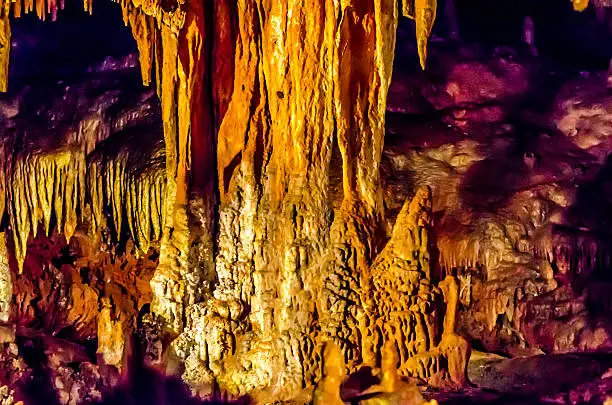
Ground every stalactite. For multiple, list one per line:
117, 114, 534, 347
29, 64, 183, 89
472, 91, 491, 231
0, 8, 10, 93
402, 0, 437, 69
127, 7, 155, 86
7, 150, 87, 272
0, 79, 165, 271
1, 145, 166, 271
415, 0, 437, 69
87, 136, 166, 256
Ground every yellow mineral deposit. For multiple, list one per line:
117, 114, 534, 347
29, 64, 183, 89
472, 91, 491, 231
2, 0, 598, 402
0, 10, 9, 93
1, 133, 165, 273
0, 234, 10, 322
573, 0, 589, 11
361, 340, 433, 405
8, 150, 86, 272
97, 297, 127, 369
361, 187, 440, 376
402, 0, 437, 69
313, 342, 346, 405
438, 274, 471, 386
415, 0, 437, 69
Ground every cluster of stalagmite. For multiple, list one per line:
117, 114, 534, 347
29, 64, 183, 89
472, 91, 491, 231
361, 187, 469, 386
361, 187, 439, 372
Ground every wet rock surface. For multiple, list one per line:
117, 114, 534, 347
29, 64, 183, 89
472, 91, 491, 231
425, 352, 612, 405
382, 42, 612, 362
0, 5, 611, 404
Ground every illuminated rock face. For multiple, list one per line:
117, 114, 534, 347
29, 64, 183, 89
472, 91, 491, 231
0, 0, 468, 401
362, 187, 469, 385
382, 48, 612, 358
362, 187, 439, 372
176, 1, 402, 398
0, 60, 165, 272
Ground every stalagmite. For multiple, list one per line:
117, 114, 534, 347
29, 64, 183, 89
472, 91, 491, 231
0, 234, 11, 323
360, 341, 436, 405
313, 342, 345, 405
97, 297, 129, 370
361, 187, 440, 375
361, 187, 469, 386
438, 273, 470, 386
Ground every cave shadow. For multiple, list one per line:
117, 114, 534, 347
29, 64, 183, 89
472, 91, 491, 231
14, 336, 62, 405
459, 120, 597, 213
564, 153, 612, 252
11, 330, 252, 405
95, 324, 252, 405
96, 366, 252, 405
560, 153, 612, 322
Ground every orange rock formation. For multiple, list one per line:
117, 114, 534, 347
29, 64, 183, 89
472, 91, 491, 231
0, 0, 596, 402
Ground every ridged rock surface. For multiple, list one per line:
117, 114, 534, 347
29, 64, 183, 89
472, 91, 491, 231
0, 0, 607, 403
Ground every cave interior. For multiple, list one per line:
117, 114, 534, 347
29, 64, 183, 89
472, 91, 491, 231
0, 0, 611, 404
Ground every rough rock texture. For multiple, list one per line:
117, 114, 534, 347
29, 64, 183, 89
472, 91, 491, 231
382, 44, 612, 357
0, 0, 607, 403
361, 186, 469, 386
0, 57, 166, 404
362, 187, 441, 376
0, 57, 165, 271
0, 236, 11, 323
174, 2, 403, 399
0, 8, 465, 402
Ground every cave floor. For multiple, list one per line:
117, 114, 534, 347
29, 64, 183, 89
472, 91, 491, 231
425, 351, 612, 404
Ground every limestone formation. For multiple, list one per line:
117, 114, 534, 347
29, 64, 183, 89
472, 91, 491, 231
0, 71, 165, 272
361, 340, 434, 405
2, 6, 468, 394
313, 342, 346, 405
360, 186, 469, 386
0, 235, 11, 323
438, 274, 470, 386
97, 297, 129, 371
0, 0, 602, 403
361, 187, 439, 371
0, 386, 19, 405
